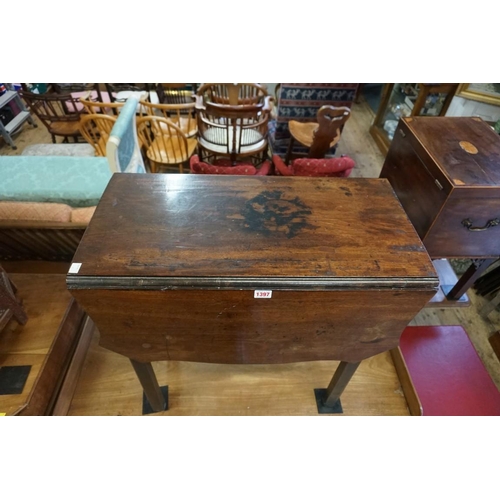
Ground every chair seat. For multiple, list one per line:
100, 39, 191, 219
145, 136, 197, 165
159, 117, 197, 138
199, 127, 266, 155
288, 120, 340, 148
49, 120, 82, 136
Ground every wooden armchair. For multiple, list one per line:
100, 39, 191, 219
79, 93, 125, 116
79, 114, 117, 156
104, 84, 157, 105
136, 116, 197, 173
196, 99, 271, 166
139, 100, 197, 138
197, 83, 269, 105
20, 90, 85, 143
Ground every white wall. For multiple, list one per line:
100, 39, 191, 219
446, 95, 500, 122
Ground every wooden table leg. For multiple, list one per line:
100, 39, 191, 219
322, 361, 361, 408
285, 136, 295, 165
130, 359, 167, 413
445, 258, 495, 300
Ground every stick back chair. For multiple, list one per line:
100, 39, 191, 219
79, 114, 117, 156
286, 105, 351, 163
139, 100, 197, 138
20, 90, 85, 143
136, 116, 197, 173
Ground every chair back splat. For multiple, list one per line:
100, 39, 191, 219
197, 83, 268, 106
309, 105, 351, 158
287, 105, 351, 163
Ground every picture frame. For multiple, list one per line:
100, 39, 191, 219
456, 83, 500, 106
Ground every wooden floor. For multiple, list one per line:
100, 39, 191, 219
2, 97, 500, 415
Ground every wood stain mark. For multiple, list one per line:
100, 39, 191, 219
240, 190, 318, 238
340, 186, 352, 197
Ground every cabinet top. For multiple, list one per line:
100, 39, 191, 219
68, 174, 437, 290
403, 117, 500, 187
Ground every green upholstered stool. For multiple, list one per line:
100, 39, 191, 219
0, 156, 112, 207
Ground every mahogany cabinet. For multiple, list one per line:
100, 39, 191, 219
67, 174, 437, 413
380, 116, 500, 259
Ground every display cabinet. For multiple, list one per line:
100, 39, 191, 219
370, 83, 458, 155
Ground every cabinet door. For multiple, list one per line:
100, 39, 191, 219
380, 122, 449, 240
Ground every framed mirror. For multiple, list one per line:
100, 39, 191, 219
456, 84, 500, 106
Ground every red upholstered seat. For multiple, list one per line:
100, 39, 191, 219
190, 155, 270, 176
398, 326, 500, 416
272, 154, 354, 177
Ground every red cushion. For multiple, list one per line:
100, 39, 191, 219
292, 157, 355, 177
190, 155, 270, 176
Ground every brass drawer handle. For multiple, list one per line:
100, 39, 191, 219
462, 218, 500, 231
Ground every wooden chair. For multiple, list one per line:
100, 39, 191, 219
79, 114, 117, 156
156, 84, 196, 105
197, 83, 268, 105
196, 99, 271, 166
0, 264, 28, 332
139, 100, 197, 138
286, 105, 351, 163
136, 116, 197, 173
79, 93, 125, 116
20, 90, 84, 143
105, 84, 157, 105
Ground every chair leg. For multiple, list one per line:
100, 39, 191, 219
51, 134, 56, 144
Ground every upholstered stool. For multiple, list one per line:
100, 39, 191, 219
190, 155, 270, 176
392, 326, 500, 416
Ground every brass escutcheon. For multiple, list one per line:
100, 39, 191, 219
459, 141, 478, 154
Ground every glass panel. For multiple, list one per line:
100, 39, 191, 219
419, 91, 449, 116
377, 84, 415, 141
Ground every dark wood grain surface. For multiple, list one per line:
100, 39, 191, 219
70, 288, 435, 364
69, 174, 436, 283
68, 174, 437, 368
403, 117, 500, 187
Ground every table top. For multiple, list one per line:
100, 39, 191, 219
68, 174, 437, 291
403, 116, 500, 187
